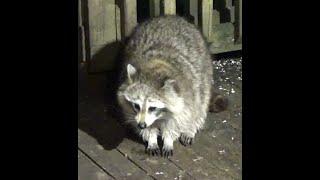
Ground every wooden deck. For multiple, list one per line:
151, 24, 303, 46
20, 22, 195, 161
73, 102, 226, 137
78, 57, 242, 180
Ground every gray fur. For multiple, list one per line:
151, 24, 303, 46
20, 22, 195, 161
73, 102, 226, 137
117, 16, 213, 156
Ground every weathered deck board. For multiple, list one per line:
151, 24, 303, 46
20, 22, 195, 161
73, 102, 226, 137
190, 129, 241, 179
79, 129, 153, 180
185, 85, 242, 179
168, 134, 234, 180
117, 138, 194, 180
78, 150, 114, 180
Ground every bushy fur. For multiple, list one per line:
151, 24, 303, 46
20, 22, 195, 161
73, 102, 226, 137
117, 16, 214, 157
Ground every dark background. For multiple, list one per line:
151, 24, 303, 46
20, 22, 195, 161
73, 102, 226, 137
1, 0, 317, 179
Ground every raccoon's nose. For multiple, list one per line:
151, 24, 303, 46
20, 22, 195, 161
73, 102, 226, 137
138, 122, 146, 129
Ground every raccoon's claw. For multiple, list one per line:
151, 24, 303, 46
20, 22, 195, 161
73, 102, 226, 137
162, 148, 173, 158
179, 134, 194, 146
146, 146, 161, 156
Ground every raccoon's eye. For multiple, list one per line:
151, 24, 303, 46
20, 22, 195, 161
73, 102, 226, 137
148, 107, 157, 112
133, 103, 140, 111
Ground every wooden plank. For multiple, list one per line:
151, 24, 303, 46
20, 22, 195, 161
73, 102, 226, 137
116, 4, 121, 41
240, 0, 242, 41
234, 0, 242, 43
212, 9, 220, 25
78, 150, 114, 180
191, 129, 242, 179
120, 0, 137, 38
176, 84, 242, 179
88, 0, 117, 47
189, 0, 198, 26
87, 0, 119, 72
225, 0, 234, 23
210, 43, 242, 54
201, 0, 213, 41
79, 27, 83, 64
79, 0, 86, 62
117, 138, 194, 180
187, 92, 242, 179
79, 0, 82, 64
149, 0, 160, 17
163, 0, 176, 15
169, 142, 234, 180
230, 7, 235, 23
78, 129, 153, 180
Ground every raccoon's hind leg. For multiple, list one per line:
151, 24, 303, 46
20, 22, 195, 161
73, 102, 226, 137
140, 128, 160, 156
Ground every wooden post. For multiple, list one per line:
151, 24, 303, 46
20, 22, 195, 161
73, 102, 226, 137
163, 0, 176, 15
79, 0, 84, 63
235, 0, 242, 42
120, 0, 137, 38
240, 0, 242, 40
87, 0, 120, 72
201, 0, 213, 41
212, 10, 220, 25
150, 0, 160, 17
225, 0, 235, 23
88, 0, 117, 52
189, 0, 198, 26
115, 4, 121, 41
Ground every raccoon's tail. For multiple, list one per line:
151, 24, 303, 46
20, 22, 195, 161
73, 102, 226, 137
209, 90, 229, 113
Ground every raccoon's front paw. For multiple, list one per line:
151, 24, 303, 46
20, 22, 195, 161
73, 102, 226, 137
179, 134, 194, 146
146, 144, 160, 156
162, 146, 173, 158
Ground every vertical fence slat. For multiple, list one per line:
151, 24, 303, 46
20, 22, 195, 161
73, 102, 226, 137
79, 0, 83, 63
150, 0, 160, 17
116, 4, 121, 41
121, 0, 137, 37
189, 0, 198, 26
234, 0, 242, 42
88, 0, 117, 52
225, 0, 235, 23
201, 0, 213, 41
212, 9, 220, 25
79, 0, 87, 63
239, 0, 242, 40
163, 0, 176, 15
87, 0, 121, 72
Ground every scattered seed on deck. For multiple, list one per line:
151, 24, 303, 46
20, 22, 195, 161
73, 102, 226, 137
218, 149, 226, 154
193, 156, 203, 162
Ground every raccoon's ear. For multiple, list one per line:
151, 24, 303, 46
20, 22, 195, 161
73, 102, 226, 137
162, 79, 180, 94
127, 64, 137, 83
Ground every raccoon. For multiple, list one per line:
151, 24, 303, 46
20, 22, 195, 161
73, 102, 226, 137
117, 16, 218, 157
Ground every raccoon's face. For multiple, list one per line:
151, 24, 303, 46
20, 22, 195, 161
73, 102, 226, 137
123, 86, 167, 129
117, 64, 179, 129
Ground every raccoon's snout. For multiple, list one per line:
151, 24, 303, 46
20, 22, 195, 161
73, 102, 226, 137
138, 122, 147, 129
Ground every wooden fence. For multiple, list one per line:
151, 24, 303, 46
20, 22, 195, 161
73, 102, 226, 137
79, 0, 242, 72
